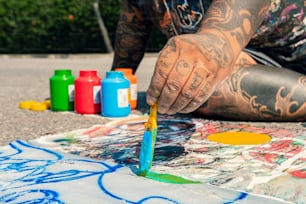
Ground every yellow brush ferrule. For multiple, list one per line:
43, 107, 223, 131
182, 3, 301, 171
145, 104, 158, 131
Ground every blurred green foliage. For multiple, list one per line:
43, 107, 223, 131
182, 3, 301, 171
0, 0, 166, 53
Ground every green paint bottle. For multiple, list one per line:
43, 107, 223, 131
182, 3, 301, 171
50, 69, 75, 111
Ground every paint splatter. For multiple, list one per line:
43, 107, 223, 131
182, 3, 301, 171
31, 115, 306, 203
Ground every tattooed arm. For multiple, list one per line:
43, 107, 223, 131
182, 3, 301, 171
196, 61, 306, 122
111, 0, 153, 73
146, 0, 270, 114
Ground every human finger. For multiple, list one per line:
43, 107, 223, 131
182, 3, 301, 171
166, 61, 210, 114
179, 77, 216, 114
146, 39, 179, 105
157, 58, 194, 114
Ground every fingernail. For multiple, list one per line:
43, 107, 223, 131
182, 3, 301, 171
158, 107, 166, 114
146, 96, 157, 105
166, 110, 175, 115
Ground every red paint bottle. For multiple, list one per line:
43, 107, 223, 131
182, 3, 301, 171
75, 70, 101, 114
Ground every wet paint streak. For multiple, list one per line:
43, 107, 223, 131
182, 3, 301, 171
223, 192, 248, 204
145, 171, 201, 184
132, 164, 200, 184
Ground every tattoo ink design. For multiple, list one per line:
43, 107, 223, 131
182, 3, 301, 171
160, 0, 209, 36
112, 0, 153, 72
176, 60, 191, 76
200, 0, 270, 51
190, 71, 204, 90
199, 65, 306, 121
113, 0, 304, 73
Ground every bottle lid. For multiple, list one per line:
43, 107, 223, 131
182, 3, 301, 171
19, 101, 49, 111
30, 102, 48, 111
43, 100, 51, 109
79, 70, 98, 77
55, 69, 72, 76
19, 101, 36, 109
106, 71, 124, 78
115, 68, 133, 74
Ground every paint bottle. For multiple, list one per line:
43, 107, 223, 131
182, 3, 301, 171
50, 69, 75, 111
101, 71, 130, 117
115, 68, 138, 109
75, 70, 101, 114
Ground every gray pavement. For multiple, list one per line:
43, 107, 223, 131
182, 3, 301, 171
0, 54, 156, 146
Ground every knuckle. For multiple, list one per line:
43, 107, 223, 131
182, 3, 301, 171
180, 89, 194, 100
147, 88, 159, 98
200, 83, 212, 97
156, 56, 170, 70
179, 107, 193, 114
166, 80, 182, 92
193, 99, 204, 105
155, 68, 169, 80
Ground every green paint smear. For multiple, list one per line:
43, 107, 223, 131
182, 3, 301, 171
53, 134, 79, 145
144, 171, 201, 184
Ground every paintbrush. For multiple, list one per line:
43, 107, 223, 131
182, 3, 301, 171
138, 103, 158, 176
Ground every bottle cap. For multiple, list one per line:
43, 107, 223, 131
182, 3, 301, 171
43, 100, 51, 109
79, 70, 97, 77
106, 71, 124, 78
19, 101, 49, 111
30, 102, 48, 111
115, 68, 133, 74
19, 101, 36, 109
55, 69, 72, 76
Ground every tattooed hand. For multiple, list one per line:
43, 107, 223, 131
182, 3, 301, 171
146, 0, 270, 115
146, 32, 235, 115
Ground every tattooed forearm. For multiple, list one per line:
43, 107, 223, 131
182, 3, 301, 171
172, 33, 234, 70
196, 32, 234, 68
196, 63, 306, 121
111, 0, 153, 73
198, 0, 269, 53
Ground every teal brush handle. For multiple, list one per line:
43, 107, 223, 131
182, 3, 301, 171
139, 128, 157, 176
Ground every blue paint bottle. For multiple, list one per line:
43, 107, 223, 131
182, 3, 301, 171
101, 71, 130, 117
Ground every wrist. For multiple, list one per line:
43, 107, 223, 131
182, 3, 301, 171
195, 30, 239, 68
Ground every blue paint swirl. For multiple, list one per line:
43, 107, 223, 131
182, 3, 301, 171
0, 189, 64, 203
0, 140, 182, 203
223, 192, 248, 204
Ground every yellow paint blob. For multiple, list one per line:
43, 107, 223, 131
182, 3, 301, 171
207, 132, 271, 145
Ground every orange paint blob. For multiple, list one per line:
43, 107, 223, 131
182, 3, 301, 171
207, 132, 271, 145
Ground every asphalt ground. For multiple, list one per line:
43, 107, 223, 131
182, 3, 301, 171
0, 54, 156, 146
